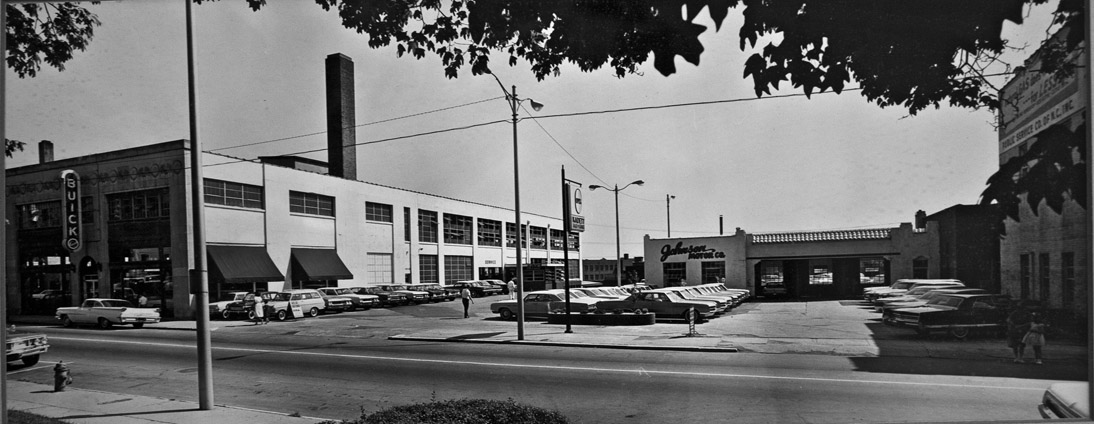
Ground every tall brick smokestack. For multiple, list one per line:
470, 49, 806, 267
39, 140, 54, 164
326, 53, 357, 180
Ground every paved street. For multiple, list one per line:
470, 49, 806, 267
6, 297, 1087, 423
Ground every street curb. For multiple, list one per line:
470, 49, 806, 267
388, 334, 740, 353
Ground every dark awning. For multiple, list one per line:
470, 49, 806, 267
291, 248, 353, 281
207, 245, 284, 283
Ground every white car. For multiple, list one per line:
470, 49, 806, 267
272, 289, 328, 318
56, 298, 161, 329
317, 287, 379, 310
490, 289, 599, 320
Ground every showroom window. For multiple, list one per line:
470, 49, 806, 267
403, 207, 411, 241
1020, 254, 1031, 299
663, 262, 686, 285
17, 201, 61, 229
809, 262, 833, 285
701, 262, 725, 285
289, 191, 334, 217
1038, 252, 1050, 302
860, 258, 886, 285
529, 226, 547, 249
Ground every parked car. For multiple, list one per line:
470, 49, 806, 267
408, 284, 458, 302
490, 289, 599, 320
224, 293, 259, 320
56, 298, 161, 329
316, 290, 354, 313
594, 290, 717, 321
872, 284, 966, 310
280, 289, 328, 318
1039, 382, 1089, 419
350, 286, 409, 307
890, 293, 1013, 338
5, 326, 48, 366
864, 279, 963, 301
210, 291, 251, 319
381, 285, 431, 304
316, 287, 378, 310
659, 287, 729, 313
573, 287, 629, 300
450, 280, 503, 297
482, 279, 510, 295
878, 288, 987, 320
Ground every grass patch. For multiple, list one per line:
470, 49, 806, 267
324, 398, 569, 424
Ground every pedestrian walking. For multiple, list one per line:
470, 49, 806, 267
461, 287, 474, 318
1006, 301, 1032, 363
1023, 313, 1047, 364
253, 296, 266, 325
507, 279, 517, 300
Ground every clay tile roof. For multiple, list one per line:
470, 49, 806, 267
751, 228, 891, 244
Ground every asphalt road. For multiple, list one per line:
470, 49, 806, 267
9, 309, 1068, 423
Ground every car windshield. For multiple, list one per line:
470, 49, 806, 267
893, 282, 915, 290
906, 287, 936, 296
101, 300, 133, 307
663, 291, 685, 301
270, 293, 292, 301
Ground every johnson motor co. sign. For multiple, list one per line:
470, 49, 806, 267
660, 242, 725, 262
61, 170, 83, 252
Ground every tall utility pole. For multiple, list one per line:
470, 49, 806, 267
185, 0, 215, 409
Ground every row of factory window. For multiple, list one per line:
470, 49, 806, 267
17, 180, 580, 251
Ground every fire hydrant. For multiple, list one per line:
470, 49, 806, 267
53, 361, 72, 392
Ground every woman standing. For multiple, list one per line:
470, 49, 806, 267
253, 295, 266, 325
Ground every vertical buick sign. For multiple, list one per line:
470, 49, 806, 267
569, 187, 585, 232
61, 170, 82, 252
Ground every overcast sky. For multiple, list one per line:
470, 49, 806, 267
5, 1, 1061, 259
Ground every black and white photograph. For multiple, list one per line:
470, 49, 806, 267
1, 1, 1090, 423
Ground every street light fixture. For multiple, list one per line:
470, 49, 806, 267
667, 194, 675, 237
490, 74, 543, 341
589, 180, 644, 287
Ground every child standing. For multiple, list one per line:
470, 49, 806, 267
1023, 313, 1047, 364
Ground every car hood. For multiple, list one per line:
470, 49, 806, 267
892, 305, 953, 314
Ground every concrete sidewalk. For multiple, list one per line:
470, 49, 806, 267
5, 380, 325, 424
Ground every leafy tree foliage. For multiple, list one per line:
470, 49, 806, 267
980, 123, 1086, 231
206, 0, 1082, 116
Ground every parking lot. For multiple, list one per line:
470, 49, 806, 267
193, 294, 1088, 365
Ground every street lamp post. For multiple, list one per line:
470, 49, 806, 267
490, 74, 542, 341
589, 180, 643, 287
666, 194, 675, 237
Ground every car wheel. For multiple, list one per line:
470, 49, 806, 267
277, 310, 288, 321
221, 310, 231, 320
132, 323, 145, 329
247, 310, 256, 320
499, 308, 514, 320
60, 316, 74, 328
949, 327, 970, 339
309, 307, 320, 317
21, 355, 39, 366
682, 309, 699, 322
98, 318, 113, 329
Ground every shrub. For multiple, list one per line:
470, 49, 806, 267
324, 398, 569, 424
